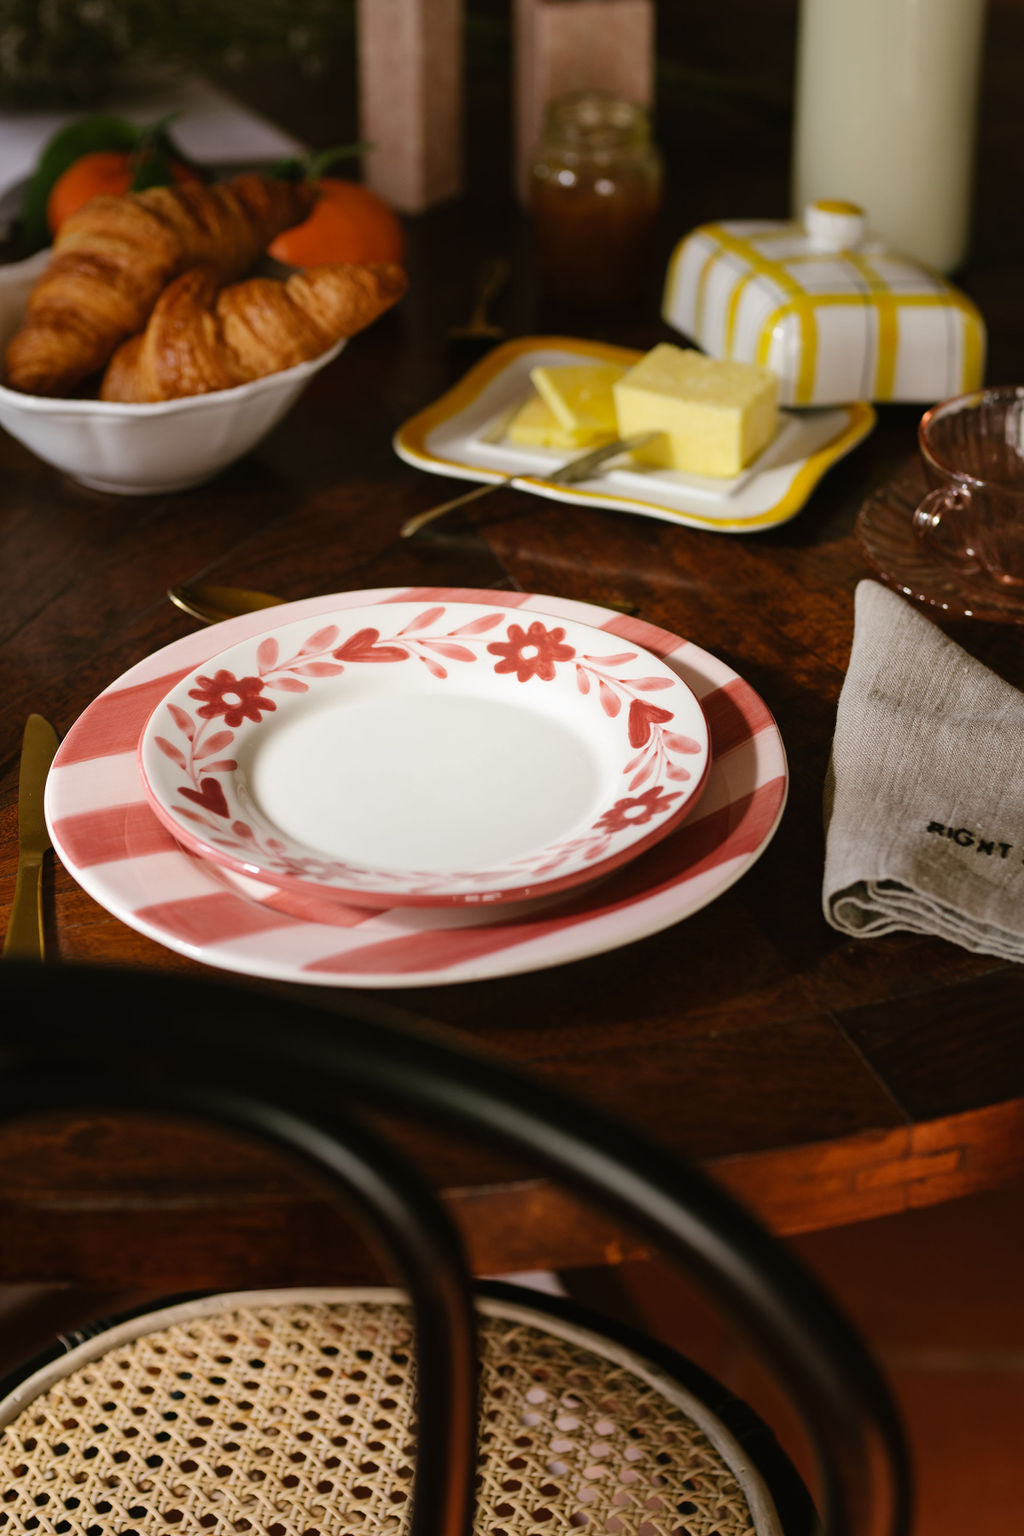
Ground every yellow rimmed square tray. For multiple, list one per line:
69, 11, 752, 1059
393, 336, 876, 534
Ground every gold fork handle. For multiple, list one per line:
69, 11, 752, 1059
3, 854, 45, 961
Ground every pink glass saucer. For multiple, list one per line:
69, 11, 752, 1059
856, 458, 1024, 625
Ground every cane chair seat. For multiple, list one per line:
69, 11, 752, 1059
0, 1289, 776, 1536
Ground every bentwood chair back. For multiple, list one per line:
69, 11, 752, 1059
0, 962, 911, 1536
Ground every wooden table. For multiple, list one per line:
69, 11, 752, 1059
2, 7, 1023, 1309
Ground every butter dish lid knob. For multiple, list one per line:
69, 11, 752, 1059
804, 198, 867, 252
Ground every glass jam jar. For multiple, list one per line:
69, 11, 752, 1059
529, 91, 663, 308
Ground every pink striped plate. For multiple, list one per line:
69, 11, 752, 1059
44, 587, 788, 988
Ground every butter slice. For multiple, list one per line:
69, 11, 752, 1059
612, 344, 779, 477
505, 391, 601, 449
529, 362, 626, 438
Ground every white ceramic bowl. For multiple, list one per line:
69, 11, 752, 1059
0, 250, 345, 494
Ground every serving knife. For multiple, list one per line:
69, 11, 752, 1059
399, 430, 661, 537
3, 713, 59, 962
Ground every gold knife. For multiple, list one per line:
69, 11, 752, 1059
3, 713, 59, 962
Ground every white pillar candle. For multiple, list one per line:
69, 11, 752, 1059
791, 0, 988, 273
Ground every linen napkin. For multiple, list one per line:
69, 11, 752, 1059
823, 579, 1024, 961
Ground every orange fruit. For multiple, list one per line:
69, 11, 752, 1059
47, 149, 200, 234
268, 178, 406, 267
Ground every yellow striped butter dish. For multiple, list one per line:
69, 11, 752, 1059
662, 199, 986, 408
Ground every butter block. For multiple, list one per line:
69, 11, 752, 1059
612, 344, 779, 477
505, 391, 602, 450
529, 362, 626, 438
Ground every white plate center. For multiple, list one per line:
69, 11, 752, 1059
244, 691, 604, 871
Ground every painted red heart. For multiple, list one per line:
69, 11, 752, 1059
627, 698, 674, 747
333, 626, 409, 663
179, 777, 230, 817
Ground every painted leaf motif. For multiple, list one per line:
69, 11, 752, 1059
257, 637, 280, 670
194, 730, 234, 760
265, 676, 310, 692
154, 736, 188, 770
628, 759, 658, 791
630, 676, 677, 691
532, 853, 571, 873
291, 662, 346, 677
399, 605, 447, 633
167, 703, 194, 740
583, 651, 636, 666
628, 698, 674, 747
666, 763, 692, 781
420, 641, 476, 662
451, 612, 505, 635
576, 665, 591, 694
418, 654, 448, 680
199, 758, 238, 775
296, 625, 341, 655
598, 680, 621, 717
177, 808, 223, 830
664, 731, 704, 753
231, 820, 255, 840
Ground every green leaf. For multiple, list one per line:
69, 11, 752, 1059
305, 142, 374, 180
269, 141, 373, 183
129, 116, 179, 193
16, 114, 144, 255
130, 140, 174, 193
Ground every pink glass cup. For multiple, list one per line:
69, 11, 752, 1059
914, 385, 1024, 587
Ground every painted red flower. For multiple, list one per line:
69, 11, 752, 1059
487, 621, 576, 682
188, 669, 277, 727
593, 786, 679, 834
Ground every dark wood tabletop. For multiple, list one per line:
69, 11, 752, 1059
2, 3, 1023, 1302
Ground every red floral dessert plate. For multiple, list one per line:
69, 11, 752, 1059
137, 599, 712, 908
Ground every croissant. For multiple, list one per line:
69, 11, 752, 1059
99, 261, 408, 403
4, 174, 317, 398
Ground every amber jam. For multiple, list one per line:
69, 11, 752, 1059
529, 92, 663, 308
